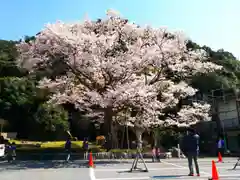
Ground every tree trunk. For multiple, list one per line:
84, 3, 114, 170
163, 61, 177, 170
111, 121, 119, 149
135, 127, 144, 149
104, 107, 113, 150
153, 129, 158, 147
121, 126, 125, 148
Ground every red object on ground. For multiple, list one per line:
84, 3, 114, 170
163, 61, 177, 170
218, 152, 223, 162
89, 152, 94, 168
211, 160, 219, 180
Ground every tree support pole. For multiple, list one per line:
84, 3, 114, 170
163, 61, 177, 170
129, 128, 149, 172
233, 157, 240, 170
129, 148, 148, 172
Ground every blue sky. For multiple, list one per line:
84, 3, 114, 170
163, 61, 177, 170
1, 0, 240, 58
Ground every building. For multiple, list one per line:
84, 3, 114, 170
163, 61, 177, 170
210, 88, 240, 152
189, 88, 240, 153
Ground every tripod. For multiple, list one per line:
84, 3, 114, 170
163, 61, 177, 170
129, 147, 149, 172
233, 157, 240, 170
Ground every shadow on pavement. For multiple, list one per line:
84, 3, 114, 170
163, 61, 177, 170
0, 160, 132, 171
152, 175, 187, 178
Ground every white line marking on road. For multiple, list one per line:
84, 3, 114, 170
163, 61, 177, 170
95, 159, 240, 180
199, 174, 240, 177
94, 166, 234, 172
161, 160, 210, 176
95, 167, 185, 172
96, 177, 150, 180
90, 167, 96, 180
96, 174, 240, 180
201, 166, 235, 169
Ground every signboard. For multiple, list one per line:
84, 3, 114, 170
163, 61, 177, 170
0, 144, 5, 157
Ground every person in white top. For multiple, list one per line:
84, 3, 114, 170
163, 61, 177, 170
0, 136, 5, 157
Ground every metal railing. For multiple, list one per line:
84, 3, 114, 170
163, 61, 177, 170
0, 151, 171, 161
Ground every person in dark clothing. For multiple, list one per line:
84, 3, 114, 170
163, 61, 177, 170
5, 141, 16, 162
65, 137, 71, 162
83, 138, 89, 151
8, 142, 16, 162
0, 136, 4, 144
217, 136, 225, 157
83, 137, 89, 159
181, 128, 200, 176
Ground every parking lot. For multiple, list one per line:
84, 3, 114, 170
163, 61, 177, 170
1, 158, 240, 179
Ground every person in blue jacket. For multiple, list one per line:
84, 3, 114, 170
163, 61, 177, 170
83, 137, 89, 159
217, 136, 225, 157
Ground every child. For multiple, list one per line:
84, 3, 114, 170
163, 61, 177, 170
156, 147, 161, 162
83, 138, 89, 160
11, 142, 16, 161
65, 137, 71, 162
6, 142, 16, 162
152, 145, 161, 162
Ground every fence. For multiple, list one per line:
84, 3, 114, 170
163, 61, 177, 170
0, 151, 172, 161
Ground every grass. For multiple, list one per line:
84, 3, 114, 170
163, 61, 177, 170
41, 141, 83, 148
9, 140, 83, 150
8, 140, 151, 153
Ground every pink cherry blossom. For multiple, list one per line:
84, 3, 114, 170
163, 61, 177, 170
17, 10, 222, 129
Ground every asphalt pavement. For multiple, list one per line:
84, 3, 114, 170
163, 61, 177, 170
1, 158, 240, 180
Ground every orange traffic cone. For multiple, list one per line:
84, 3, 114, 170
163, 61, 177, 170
218, 152, 223, 163
209, 160, 219, 180
88, 152, 96, 180
89, 152, 95, 168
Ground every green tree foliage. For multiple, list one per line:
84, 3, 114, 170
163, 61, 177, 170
0, 77, 36, 138
33, 103, 69, 140
0, 39, 69, 140
0, 77, 36, 108
0, 40, 23, 77
153, 127, 180, 149
0, 36, 240, 141
187, 41, 240, 92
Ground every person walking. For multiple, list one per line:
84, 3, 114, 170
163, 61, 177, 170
83, 137, 89, 160
65, 136, 72, 162
6, 142, 16, 162
151, 144, 161, 162
181, 128, 200, 176
217, 136, 225, 157
151, 144, 157, 162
